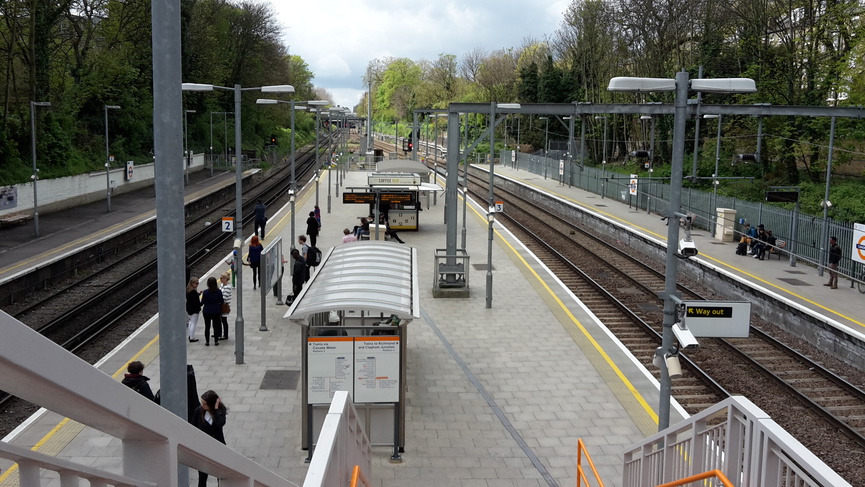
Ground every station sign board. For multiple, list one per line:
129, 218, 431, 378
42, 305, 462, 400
343, 192, 415, 204
221, 217, 234, 232
368, 174, 420, 186
682, 301, 751, 338
853, 223, 865, 264
629, 174, 638, 195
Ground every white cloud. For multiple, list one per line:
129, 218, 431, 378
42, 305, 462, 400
277, 0, 568, 108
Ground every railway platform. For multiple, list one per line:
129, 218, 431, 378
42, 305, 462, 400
488, 164, 865, 340
1, 167, 686, 486
0, 168, 239, 278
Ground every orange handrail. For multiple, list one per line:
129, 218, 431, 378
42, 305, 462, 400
349, 465, 371, 487
655, 469, 734, 487
576, 438, 606, 487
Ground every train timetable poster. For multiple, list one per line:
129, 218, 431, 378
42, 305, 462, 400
307, 336, 401, 404
354, 337, 400, 403
307, 337, 354, 404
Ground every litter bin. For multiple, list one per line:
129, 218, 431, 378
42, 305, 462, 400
716, 208, 737, 242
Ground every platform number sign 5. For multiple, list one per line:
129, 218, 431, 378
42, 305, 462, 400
222, 217, 234, 233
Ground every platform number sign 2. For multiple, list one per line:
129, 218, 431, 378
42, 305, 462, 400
222, 217, 234, 233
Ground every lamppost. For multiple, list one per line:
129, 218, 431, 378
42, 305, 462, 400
330, 107, 347, 203
486, 102, 521, 309
539, 116, 549, 178
595, 116, 607, 198
182, 82, 295, 365
609, 72, 755, 432
104, 104, 121, 212
703, 114, 722, 237
308, 100, 329, 209
640, 114, 656, 213
257, 98, 306, 249
210, 111, 231, 170
30, 100, 51, 237
183, 109, 196, 185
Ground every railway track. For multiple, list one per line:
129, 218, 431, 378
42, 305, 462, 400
461, 167, 865, 480
0, 139, 331, 415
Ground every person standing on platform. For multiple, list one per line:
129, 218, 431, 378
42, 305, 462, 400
287, 248, 307, 304
298, 235, 310, 262
253, 199, 267, 238
218, 272, 232, 340
314, 205, 321, 228
826, 236, 842, 289
121, 361, 156, 401
342, 228, 357, 243
247, 235, 263, 289
306, 211, 320, 247
200, 276, 224, 346
186, 277, 202, 342
191, 390, 228, 487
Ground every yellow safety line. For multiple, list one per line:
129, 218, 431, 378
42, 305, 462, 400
509, 176, 865, 330
463, 193, 659, 425
0, 334, 162, 483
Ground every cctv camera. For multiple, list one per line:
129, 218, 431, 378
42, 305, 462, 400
678, 239, 698, 258
672, 322, 700, 350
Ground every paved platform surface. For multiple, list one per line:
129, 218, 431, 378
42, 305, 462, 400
0, 167, 685, 487
490, 164, 865, 337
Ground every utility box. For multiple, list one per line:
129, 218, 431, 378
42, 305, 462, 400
716, 208, 737, 242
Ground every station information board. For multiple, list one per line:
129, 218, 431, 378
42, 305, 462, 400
307, 336, 401, 404
682, 301, 751, 337
343, 192, 415, 204
368, 174, 420, 186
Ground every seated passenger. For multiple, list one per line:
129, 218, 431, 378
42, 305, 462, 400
379, 215, 405, 244
342, 228, 358, 243
757, 230, 776, 260
353, 218, 370, 238
752, 226, 767, 259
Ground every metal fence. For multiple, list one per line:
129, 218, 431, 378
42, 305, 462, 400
509, 151, 861, 283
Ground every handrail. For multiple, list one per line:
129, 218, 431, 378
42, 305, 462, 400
576, 438, 606, 487
349, 465, 371, 487
655, 469, 733, 487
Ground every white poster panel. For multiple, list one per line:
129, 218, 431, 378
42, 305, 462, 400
629, 174, 638, 196
354, 337, 400, 403
682, 301, 751, 338
307, 337, 354, 404
263, 237, 283, 291
853, 223, 865, 264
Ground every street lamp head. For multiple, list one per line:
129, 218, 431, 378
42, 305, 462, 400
307, 100, 328, 106
690, 78, 756, 94
594, 115, 606, 120
256, 99, 279, 105
106, 105, 121, 110
702, 114, 719, 119
608, 77, 676, 92
496, 103, 521, 111
182, 83, 215, 91
186, 109, 196, 114
32, 101, 51, 107
294, 105, 307, 110
640, 115, 652, 120
260, 85, 295, 93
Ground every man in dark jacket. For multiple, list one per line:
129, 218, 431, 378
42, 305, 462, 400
121, 361, 156, 401
306, 211, 320, 247
825, 236, 842, 289
254, 199, 267, 238
288, 248, 307, 303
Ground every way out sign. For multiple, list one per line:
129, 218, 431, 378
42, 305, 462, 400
853, 223, 865, 264
221, 217, 234, 233
682, 301, 751, 338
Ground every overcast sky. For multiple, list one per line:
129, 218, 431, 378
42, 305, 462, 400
274, 0, 571, 109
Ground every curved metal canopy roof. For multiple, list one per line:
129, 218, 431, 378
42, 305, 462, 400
283, 241, 419, 323
375, 159, 432, 174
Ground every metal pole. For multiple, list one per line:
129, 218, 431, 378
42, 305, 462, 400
711, 115, 722, 237
151, 1, 188, 483
516, 117, 520, 168
658, 70, 690, 432
691, 65, 703, 180
184, 109, 189, 186
462, 113, 468, 249
818, 116, 836, 276
209, 112, 213, 177
647, 115, 655, 214
233, 84, 245, 365
486, 103, 495, 309
601, 116, 608, 199
328, 112, 332, 214
224, 112, 228, 168
104, 105, 111, 212
30, 101, 42, 237
290, 101, 297, 249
